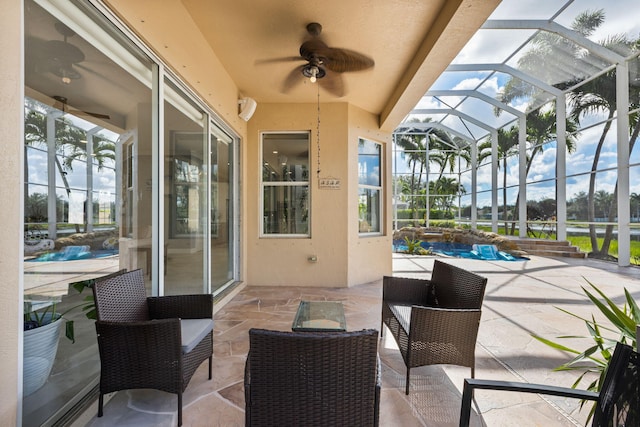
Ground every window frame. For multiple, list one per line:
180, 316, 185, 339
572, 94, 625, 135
358, 137, 383, 236
260, 131, 311, 238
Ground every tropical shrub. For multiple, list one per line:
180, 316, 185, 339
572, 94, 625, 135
532, 280, 639, 423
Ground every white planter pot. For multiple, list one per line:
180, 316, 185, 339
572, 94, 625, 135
23, 314, 62, 396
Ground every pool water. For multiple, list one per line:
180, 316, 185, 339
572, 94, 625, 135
393, 240, 527, 261
27, 245, 119, 262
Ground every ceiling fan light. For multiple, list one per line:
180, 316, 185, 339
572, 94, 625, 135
302, 64, 325, 83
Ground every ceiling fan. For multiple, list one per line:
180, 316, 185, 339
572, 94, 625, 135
262, 22, 375, 97
52, 95, 110, 120
41, 22, 85, 84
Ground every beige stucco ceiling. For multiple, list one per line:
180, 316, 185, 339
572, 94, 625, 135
105, 0, 500, 131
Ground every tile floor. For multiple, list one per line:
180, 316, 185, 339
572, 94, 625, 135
76, 254, 640, 426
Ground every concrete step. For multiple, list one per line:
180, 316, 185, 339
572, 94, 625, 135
524, 249, 587, 258
510, 238, 587, 258
517, 243, 580, 252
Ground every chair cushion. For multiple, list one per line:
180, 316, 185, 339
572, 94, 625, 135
389, 304, 412, 333
181, 319, 213, 354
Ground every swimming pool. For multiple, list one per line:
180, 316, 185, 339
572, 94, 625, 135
392, 240, 527, 261
27, 245, 119, 262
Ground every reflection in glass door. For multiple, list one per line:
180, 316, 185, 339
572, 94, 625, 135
163, 78, 207, 295
211, 124, 234, 292
23, 0, 153, 424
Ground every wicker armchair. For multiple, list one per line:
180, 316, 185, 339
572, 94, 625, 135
382, 259, 488, 394
92, 269, 213, 426
460, 342, 640, 427
244, 328, 381, 427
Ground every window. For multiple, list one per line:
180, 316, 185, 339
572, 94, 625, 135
358, 138, 382, 234
261, 132, 310, 236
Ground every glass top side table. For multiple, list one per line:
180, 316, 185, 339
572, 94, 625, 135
292, 301, 347, 332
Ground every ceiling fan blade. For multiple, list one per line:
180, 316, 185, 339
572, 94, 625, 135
322, 48, 374, 73
282, 65, 306, 93
319, 71, 345, 97
299, 39, 329, 61
255, 56, 304, 66
72, 109, 111, 120
51, 95, 110, 120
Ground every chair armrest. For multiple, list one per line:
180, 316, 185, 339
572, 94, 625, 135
148, 294, 213, 319
383, 276, 433, 306
459, 378, 599, 427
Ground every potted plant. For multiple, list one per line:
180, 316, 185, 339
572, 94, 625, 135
23, 269, 125, 396
532, 280, 639, 423
23, 299, 74, 396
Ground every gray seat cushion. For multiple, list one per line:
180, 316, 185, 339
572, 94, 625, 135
389, 304, 412, 334
181, 318, 214, 354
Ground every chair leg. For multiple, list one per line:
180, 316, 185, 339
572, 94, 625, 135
405, 368, 411, 395
459, 379, 474, 427
208, 355, 213, 380
98, 393, 104, 417
178, 392, 182, 426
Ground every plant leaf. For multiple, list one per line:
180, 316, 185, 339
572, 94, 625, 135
584, 283, 636, 333
65, 320, 75, 344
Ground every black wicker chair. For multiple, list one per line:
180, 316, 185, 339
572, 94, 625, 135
459, 341, 640, 426
244, 328, 381, 427
382, 259, 488, 394
92, 269, 213, 426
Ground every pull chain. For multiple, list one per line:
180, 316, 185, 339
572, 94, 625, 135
316, 83, 321, 180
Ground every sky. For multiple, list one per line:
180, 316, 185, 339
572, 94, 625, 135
394, 0, 640, 207
26, 106, 118, 210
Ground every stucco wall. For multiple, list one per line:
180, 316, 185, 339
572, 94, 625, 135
0, 0, 22, 424
246, 102, 391, 287
347, 104, 393, 285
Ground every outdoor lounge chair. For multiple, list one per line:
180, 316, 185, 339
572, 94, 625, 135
92, 269, 213, 426
244, 328, 381, 427
382, 259, 488, 394
459, 341, 640, 426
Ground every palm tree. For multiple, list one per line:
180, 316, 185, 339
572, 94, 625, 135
62, 134, 116, 173
498, 9, 639, 253
429, 176, 465, 215
396, 133, 427, 225
568, 42, 639, 255
425, 128, 456, 181
24, 107, 83, 198
494, 125, 520, 234
508, 107, 578, 235
599, 99, 640, 255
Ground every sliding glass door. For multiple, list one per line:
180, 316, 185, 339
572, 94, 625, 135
22, 0, 239, 424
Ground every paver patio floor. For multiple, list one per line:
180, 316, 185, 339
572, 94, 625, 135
79, 254, 640, 426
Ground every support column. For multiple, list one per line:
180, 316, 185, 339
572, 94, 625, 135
556, 98, 567, 241
47, 115, 58, 239
491, 129, 498, 233
85, 129, 97, 233
471, 141, 477, 228
518, 116, 527, 237
616, 62, 630, 266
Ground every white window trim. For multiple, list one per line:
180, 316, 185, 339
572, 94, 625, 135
358, 137, 383, 236
259, 131, 311, 238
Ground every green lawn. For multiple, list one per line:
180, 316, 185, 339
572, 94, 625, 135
566, 235, 640, 265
